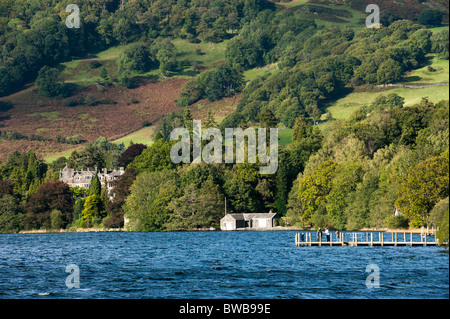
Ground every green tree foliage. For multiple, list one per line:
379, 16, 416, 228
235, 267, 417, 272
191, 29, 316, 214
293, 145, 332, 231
297, 161, 337, 226
178, 63, 243, 106
285, 96, 449, 230
1, 151, 47, 199
117, 42, 154, 73
437, 210, 449, 248
50, 209, 64, 230
88, 173, 101, 197
395, 153, 449, 227
376, 59, 404, 84
130, 138, 176, 173
36, 66, 67, 97
0, 194, 25, 233
81, 194, 104, 228
431, 30, 449, 59
66, 137, 125, 170
124, 171, 179, 231
418, 9, 444, 26
166, 180, 224, 230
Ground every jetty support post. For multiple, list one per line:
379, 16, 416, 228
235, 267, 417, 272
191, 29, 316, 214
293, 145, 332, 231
410, 232, 413, 246
395, 232, 397, 246
381, 232, 384, 246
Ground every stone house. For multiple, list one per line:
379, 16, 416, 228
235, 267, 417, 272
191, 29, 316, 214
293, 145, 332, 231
220, 212, 280, 231
59, 165, 124, 197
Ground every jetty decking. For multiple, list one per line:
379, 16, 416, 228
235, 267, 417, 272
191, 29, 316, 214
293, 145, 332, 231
295, 231, 439, 247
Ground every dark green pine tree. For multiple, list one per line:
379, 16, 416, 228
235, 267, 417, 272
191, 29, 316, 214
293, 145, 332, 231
274, 152, 289, 216
88, 172, 101, 197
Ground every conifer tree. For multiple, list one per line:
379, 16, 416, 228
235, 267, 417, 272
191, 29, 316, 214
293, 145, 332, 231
88, 172, 101, 197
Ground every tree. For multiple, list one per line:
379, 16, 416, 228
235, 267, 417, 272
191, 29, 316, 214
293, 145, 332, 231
297, 161, 337, 226
166, 180, 224, 230
156, 48, 177, 75
36, 66, 66, 97
130, 138, 176, 173
24, 180, 74, 230
437, 210, 449, 248
0, 67, 12, 97
104, 166, 139, 228
371, 93, 405, 110
274, 152, 289, 215
0, 194, 25, 233
377, 59, 403, 84
395, 153, 449, 227
306, 105, 322, 125
118, 143, 147, 167
418, 9, 443, 26
81, 194, 103, 227
223, 166, 264, 213
117, 42, 154, 73
178, 63, 243, 105
259, 108, 277, 128
204, 110, 218, 129
50, 209, 64, 229
123, 171, 179, 231
292, 116, 312, 143
88, 172, 101, 197
431, 30, 449, 59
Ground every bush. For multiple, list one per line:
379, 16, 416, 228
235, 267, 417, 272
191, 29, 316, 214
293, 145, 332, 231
385, 214, 409, 229
418, 9, 443, 26
89, 60, 102, 69
36, 66, 68, 97
50, 209, 64, 229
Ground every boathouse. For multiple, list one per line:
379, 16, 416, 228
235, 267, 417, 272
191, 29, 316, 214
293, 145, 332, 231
220, 212, 280, 231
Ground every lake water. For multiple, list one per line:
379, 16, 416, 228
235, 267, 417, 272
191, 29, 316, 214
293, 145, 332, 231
0, 231, 448, 299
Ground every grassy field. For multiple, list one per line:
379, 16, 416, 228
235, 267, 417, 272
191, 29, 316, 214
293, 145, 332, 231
243, 67, 279, 82
326, 53, 449, 121
278, 128, 293, 146
326, 85, 449, 120
401, 55, 449, 85
112, 125, 156, 147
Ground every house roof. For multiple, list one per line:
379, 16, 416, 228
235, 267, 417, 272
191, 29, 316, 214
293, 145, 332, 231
222, 213, 280, 221
243, 213, 280, 220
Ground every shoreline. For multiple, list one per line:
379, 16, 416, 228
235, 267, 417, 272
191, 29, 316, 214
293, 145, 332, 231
15, 226, 437, 234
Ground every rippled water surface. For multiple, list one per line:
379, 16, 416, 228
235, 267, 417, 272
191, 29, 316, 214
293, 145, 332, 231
0, 231, 448, 299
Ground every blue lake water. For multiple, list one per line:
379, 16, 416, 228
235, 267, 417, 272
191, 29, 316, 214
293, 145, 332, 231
0, 231, 448, 299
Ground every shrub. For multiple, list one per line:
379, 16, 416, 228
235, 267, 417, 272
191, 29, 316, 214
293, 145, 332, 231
385, 214, 409, 229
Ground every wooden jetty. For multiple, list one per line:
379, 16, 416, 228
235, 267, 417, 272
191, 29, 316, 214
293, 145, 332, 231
295, 231, 439, 247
